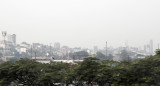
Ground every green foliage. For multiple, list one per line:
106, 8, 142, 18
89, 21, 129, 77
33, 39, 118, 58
7, 57, 20, 62
155, 49, 160, 56
69, 51, 89, 60
120, 50, 131, 61
96, 52, 106, 60
108, 54, 113, 60
0, 56, 160, 85
75, 57, 100, 85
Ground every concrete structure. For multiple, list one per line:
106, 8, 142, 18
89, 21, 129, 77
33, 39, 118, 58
32, 56, 83, 64
8, 34, 16, 46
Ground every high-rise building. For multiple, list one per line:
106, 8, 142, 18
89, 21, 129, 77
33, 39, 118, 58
54, 42, 60, 49
7, 34, 16, 45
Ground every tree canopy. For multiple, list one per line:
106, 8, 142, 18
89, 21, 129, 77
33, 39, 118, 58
0, 55, 160, 86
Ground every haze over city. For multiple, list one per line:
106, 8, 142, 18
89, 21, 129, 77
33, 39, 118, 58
1, 0, 160, 86
0, 0, 160, 49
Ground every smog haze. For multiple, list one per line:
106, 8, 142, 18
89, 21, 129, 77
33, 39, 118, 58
0, 0, 160, 49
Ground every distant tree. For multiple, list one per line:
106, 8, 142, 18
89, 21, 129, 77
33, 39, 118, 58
96, 52, 106, 60
8, 57, 20, 62
75, 57, 100, 85
95, 62, 114, 86
0, 59, 44, 85
0, 61, 14, 85
70, 51, 89, 60
64, 65, 77, 85
120, 50, 130, 61
129, 56, 160, 85
107, 54, 113, 60
2, 55, 160, 85
155, 49, 160, 56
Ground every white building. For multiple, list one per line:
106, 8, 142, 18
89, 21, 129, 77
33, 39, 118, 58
8, 34, 16, 46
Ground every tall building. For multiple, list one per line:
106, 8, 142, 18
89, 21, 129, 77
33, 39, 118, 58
54, 42, 60, 49
7, 34, 16, 46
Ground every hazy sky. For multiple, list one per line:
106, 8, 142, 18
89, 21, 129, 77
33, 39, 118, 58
0, 0, 160, 49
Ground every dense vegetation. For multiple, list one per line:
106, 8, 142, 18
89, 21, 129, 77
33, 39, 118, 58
0, 51, 160, 86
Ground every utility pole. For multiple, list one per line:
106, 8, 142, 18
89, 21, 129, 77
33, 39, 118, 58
106, 41, 107, 59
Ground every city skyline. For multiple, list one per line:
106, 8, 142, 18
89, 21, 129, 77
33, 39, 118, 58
0, 0, 160, 49
0, 32, 156, 52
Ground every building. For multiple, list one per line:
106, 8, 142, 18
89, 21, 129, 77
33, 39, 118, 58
8, 34, 16, 46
